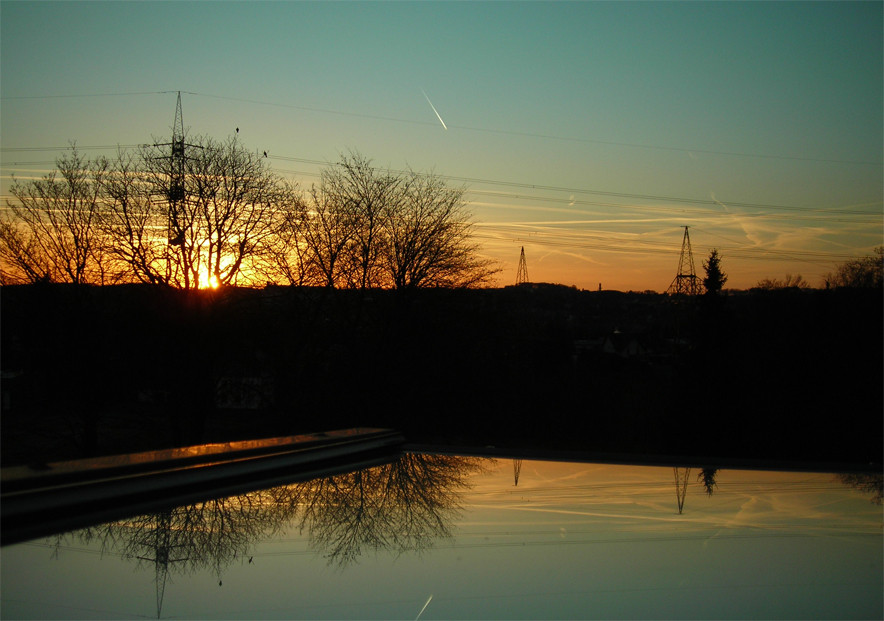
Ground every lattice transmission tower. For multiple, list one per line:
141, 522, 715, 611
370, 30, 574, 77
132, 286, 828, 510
157, 91, 188, 248
151, 92, 203, 286
516, 246, 529, 285
667, 226, 703, 296
153, 93, 203, 244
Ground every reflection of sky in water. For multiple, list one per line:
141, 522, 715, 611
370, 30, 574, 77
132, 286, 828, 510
2, 458, 881, 620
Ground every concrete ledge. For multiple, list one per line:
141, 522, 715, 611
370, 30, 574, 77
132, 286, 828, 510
1, 428, 403, 546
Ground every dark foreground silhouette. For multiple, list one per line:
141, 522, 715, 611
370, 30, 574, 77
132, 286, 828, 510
2, 283, 881, 468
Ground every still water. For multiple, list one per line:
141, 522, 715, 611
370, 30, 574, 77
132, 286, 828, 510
1, 453, 881, 620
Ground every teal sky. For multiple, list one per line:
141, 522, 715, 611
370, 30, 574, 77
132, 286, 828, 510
2, 1, 881, 290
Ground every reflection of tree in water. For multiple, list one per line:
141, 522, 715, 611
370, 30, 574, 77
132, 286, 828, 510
837, 473, 883, 505
69, 490, 286, 574
282, 453, 490, 567
49, 489, 288, 617
697, 468, 719, 496
44, 453, 490, 614
673, 467, 720, 514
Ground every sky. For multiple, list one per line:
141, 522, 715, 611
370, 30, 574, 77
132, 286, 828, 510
1, 0, 882, 291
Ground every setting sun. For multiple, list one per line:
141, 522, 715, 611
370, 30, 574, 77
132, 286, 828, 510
198, 270, 220, 289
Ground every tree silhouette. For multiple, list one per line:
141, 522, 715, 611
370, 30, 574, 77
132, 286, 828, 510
825, 247, 883, 289
1, 142, 496, 291
103, 135, 287, 289
755, 274, 810, 290
385, 168, 496, 289
295, 161, 362, 288
282, 151, 497, 290
0, 147, 118, 285
331, 151, 402, 289
702, 248, 727, 295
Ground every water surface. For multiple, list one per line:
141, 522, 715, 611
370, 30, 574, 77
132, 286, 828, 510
2, 454, 881, 619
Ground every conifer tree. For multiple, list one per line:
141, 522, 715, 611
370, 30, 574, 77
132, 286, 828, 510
702, 248, 727, 295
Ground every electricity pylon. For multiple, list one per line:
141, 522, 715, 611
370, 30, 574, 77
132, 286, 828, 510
516, 246, 529, 285
153, 92, 189, 248
667, 226, 703, 296
152, 92, 202, 287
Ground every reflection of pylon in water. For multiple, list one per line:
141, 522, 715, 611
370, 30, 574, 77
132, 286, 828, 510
136, 511, 189, 619
667, 227, 703, 296
674, 467, 691, 514
513, 459, 523, 486
516, 247, 529, 285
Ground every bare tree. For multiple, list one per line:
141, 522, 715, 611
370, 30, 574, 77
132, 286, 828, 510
103, 135, 287, 289
260, 181, 311, 286
98, 148, 164, 284
294, 152, 403, 289
294, 152, 498, 290
299, 179, 359, 288
385, 169, 497, 289
0, 219, 52, 284
825, 247, 883, 289
326, 152, 402, 289
6, 143, 497, 291
755, 273, 810, 290
188, 136, 284, 288
0, 147, 118, 284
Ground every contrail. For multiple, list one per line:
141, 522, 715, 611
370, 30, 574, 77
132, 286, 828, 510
421, 89, 447, 130
415, 594, 433, 621
712, 190, 762, 247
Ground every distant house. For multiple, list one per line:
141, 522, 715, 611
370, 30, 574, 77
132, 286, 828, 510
601, 330, 647, 359
573, 330, 650, 363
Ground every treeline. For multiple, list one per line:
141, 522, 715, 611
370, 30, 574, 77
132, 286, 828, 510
0, 141, 497, 290
752, 248, 883, 291
1, 284, 881, 467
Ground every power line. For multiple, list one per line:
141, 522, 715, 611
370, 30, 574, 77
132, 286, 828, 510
2, 90, 880, 166
266, 153, 882, 219
474, 225, 863, 264
0, 90, 175, 100
158, 92, 884, 167
1, 141, 877, 269
1, 145, 142, 152
10, 147, 880, 220
465, 189, 883, 224
261, 163, 881, 225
